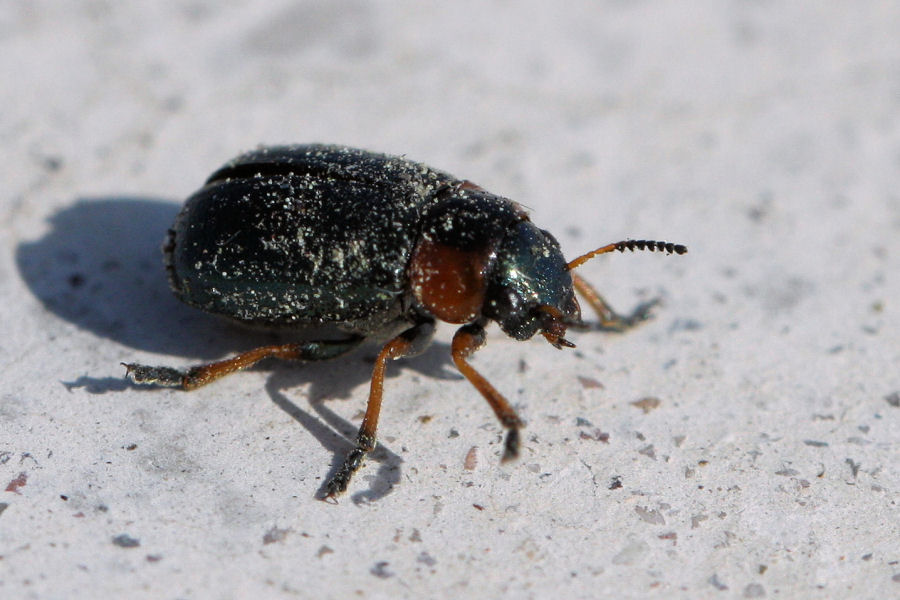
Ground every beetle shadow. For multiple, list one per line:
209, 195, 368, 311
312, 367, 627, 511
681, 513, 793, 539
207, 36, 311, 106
16, 197, 461, 396
263, 341, 457, 503
16, 197, 265, 363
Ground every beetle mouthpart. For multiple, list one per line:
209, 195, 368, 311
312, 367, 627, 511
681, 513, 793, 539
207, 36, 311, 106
566, 239, 688, 271
542, 331, 576, 349
536, 305, 576, 350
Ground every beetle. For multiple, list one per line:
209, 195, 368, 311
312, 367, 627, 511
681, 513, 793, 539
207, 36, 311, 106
124, 144, 686, 499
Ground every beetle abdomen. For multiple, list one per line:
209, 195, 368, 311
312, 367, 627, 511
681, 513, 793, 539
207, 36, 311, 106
166, 145, 455, 332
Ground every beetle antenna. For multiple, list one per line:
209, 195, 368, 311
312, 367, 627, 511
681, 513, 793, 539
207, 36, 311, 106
567, 239, 687, 271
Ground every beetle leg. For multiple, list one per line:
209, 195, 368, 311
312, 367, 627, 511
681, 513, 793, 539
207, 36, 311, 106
323, 320, 435, 499
571, 273, 660, 332
451, 322, 524, 462
124, 337, 364, 390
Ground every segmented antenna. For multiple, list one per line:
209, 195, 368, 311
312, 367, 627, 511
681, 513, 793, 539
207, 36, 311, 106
567, 239, 687, 271
614, 240, 687, 254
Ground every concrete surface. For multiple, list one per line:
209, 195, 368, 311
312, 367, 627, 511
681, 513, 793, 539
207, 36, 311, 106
2, 2, 898, 598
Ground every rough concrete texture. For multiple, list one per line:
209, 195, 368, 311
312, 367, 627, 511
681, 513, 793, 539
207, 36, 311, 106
1, 2, 898, 598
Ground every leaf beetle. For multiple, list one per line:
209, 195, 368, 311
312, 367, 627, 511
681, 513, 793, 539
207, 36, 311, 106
124, 144, 686, 499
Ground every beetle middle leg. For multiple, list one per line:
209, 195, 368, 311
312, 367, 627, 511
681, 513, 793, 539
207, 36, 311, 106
322, 319, 435, 499
451, 321, 524, 462
124, 336, 365, 390
572, 273, 659, 332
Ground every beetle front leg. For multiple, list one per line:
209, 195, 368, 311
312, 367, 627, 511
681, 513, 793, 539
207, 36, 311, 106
322, 320, 435, 500
451, 322, 524, 462
124, 337, 365, 390
572, 273, 659, 332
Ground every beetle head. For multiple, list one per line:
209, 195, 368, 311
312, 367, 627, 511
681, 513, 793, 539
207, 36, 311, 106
483, 220, 582, 348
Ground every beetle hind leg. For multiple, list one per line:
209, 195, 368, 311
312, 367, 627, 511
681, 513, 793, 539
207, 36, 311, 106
322, 320, 435, 500
451, 322, 524, 462
572, 273, 660, 332
124, 336, 365, 390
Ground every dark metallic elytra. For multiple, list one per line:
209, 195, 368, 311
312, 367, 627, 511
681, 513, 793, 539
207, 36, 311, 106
123, 144, 687, 499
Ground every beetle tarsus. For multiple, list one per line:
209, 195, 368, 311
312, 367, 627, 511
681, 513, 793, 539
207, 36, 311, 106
615, 299, 661, 329
571, 274, 663, 332
322, 446, 369, 500
501, 428, 520, 462
123, 363, 188, 388
595, 298, 662, 332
